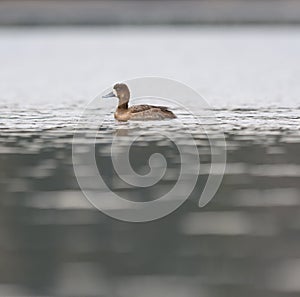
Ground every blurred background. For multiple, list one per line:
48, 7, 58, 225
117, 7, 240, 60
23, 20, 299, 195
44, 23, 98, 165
1, 1, 300, 297
1, 0, 300, 25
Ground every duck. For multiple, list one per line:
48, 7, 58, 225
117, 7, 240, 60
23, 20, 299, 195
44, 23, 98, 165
102, 83, 176, 121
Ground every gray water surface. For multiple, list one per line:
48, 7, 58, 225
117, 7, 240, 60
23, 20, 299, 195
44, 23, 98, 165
1, 27, 300, 297
1, 26, 300, 108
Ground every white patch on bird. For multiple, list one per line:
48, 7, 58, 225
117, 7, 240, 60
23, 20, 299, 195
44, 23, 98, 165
113, 89, 117, 96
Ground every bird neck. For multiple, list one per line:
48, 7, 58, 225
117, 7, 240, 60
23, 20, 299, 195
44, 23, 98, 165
118, 102, 128, 110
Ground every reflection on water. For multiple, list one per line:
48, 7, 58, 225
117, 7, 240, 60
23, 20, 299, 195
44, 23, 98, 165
1, 105, 300, 296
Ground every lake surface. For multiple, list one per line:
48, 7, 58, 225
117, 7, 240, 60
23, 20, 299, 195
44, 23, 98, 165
1, 27, 300, 296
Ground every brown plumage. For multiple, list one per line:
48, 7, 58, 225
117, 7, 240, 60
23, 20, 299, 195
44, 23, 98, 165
102, 83, 176, 122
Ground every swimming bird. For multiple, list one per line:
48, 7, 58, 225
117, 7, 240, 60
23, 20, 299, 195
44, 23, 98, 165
102, 83, 176, 121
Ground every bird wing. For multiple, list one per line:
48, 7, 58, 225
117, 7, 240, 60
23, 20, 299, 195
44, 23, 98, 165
129, 105, 170, 113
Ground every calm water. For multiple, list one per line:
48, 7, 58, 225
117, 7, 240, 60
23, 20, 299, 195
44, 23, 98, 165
1, 27, 300, 296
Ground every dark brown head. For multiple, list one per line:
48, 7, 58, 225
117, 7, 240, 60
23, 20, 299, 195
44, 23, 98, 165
103, 83, 130, 107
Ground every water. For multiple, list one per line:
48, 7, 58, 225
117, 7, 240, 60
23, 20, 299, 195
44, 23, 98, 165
1, 26, 300, 108
1, 27, 300, 296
